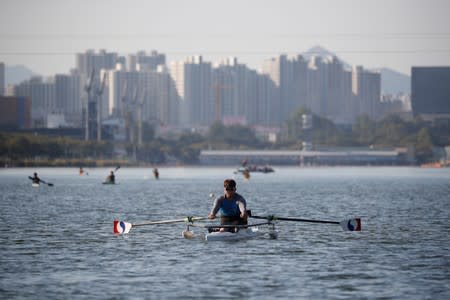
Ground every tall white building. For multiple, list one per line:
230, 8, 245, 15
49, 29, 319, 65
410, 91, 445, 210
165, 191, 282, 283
76, 49, 119, 76
352, 66, 381, 120
263, 55, 312, 123
55, 71, 82, 126
154, 65, 179, 126
128, 50, 166, 72
305, 56, 322, 116
105, 63, 179, 137
214, 57, 276, 126
291, 55, 308, 114
170, 56, 212, 128
107, 63, 137, 118
321, 56, 353, 124
261, 56, 282, 124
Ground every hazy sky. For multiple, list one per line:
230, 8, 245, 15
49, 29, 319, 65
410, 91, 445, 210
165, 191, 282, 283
1, 0, 449, 76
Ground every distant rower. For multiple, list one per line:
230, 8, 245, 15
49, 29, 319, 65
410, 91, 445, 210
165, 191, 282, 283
153, 168, 159, 180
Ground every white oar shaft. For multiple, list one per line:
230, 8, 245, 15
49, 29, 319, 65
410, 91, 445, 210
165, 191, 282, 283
134, 218, 189, 226
250, 215, 361, 231
114, 217, 207, 234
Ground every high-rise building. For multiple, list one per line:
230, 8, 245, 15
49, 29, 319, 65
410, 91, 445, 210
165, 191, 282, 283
306, 56, 322, 117
76, 49, 119, 76
0, 96, 31, 129
170, 56, 212, 128
257, 74, 278, 126
323, 56, 352, 124
291, 55, 308, 114
214, 57, 276, 126
352, 66, 381, 120
105, 63, 179, 141
154, 65, 178, 127
261, 56, 283, 124
55, 71, 82, 126
13, 77, 56, 128
261, 54, 354, 125
128, 50, 166, 72
411, 67, 450, 125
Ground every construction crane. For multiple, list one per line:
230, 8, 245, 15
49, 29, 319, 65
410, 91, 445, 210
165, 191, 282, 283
121, 81, 131, 142
84, 69, 95, 141
136, 88, 146, 147
95, 72, 107, 141
130, 86, 138, 144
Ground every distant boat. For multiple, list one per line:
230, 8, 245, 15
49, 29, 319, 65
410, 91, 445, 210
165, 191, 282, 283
234, 165, 274, 174
102, 181, 118, 185
420, 162, 442, 168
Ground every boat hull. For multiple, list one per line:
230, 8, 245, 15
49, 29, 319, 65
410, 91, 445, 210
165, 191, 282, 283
205, 227, 260, 241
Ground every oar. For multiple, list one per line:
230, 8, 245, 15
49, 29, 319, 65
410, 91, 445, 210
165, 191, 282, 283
114, 166, 121, 172
28, 176, 54, 187
113, 216, 207, 234
250, 215, 361, 231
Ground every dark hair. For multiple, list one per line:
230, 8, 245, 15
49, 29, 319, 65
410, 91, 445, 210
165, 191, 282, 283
224, 179, 236, 190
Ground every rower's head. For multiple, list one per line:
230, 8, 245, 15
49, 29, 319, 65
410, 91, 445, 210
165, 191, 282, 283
224, 179, 236, 194
110, 171, 114, 175
34, 172, 37, 176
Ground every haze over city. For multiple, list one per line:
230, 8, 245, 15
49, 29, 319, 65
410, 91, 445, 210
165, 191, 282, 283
1, 0, 450, 77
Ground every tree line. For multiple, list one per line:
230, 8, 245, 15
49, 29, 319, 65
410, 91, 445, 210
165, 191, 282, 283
1, 109, 448, 166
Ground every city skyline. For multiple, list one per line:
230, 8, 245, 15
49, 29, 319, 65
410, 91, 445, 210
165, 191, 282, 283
1, 0, 450, 76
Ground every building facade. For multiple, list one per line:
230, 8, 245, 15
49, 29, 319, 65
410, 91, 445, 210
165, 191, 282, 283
411, 67, 450, 125
13, 77, 56, 127
0, 96, 31, 129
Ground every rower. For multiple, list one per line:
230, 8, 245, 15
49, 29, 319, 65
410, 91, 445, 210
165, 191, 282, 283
106, 171, 115, 184
243, 169, 250, 180
153, 168, 159, 179
208, 179, 248, 232
31, 172, 41, 184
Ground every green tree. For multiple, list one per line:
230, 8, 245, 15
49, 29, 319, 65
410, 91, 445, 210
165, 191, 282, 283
415, 128, 434, 163
353, 115, 376, 145
207, 122, 260, 149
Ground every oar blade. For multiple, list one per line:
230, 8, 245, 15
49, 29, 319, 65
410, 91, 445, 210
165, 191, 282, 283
340, 218, 361, 231
182, 230, 195, 239
113, 220, 132, 234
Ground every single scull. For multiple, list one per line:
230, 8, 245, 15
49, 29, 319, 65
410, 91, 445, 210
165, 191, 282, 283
182, 222, 277, 241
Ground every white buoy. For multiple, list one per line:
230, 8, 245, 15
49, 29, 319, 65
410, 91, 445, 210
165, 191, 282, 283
209, 193, 215, 198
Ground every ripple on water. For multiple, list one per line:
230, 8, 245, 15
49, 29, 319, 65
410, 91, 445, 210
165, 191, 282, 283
1, 167, 449, 299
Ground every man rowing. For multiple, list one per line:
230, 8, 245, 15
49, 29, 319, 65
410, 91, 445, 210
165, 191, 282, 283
153, 168, 159, 179
105, 171, 115, 184
208, 179, 248, 232
31, 172, 41, 184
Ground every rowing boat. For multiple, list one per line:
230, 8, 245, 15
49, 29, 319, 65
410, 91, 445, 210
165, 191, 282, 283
182, 222, 277, 241
113, 215, 361, 239
102, 181, 118, 185
205, 227, 262, 241
32, 183, 40, 188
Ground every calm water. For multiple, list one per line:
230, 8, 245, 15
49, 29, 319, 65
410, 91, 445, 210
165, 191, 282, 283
0, 167, 449, 299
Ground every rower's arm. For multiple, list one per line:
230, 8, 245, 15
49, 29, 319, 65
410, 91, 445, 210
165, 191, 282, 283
237, 200, 247, 218
209, 198, 221, 217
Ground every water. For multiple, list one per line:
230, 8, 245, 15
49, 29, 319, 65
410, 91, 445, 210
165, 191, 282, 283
1, 167, 449, 299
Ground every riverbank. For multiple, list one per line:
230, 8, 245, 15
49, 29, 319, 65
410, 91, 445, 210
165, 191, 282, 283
1, 158, 136, 168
